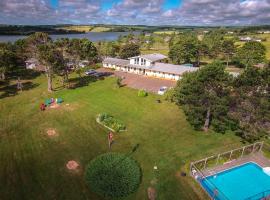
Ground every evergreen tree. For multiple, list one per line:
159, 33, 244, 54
235, 41, 266, 68
38, 43, 64, 92
203, 30, 224, 58
0, 43, 16, 80
169, 33, 198, 64
229, 66, 270, 141
174, 61, 233, 132
119, 43, 140, 59
221, 39, 236, 67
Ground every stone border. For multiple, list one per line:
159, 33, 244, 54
96, 116, 127, 132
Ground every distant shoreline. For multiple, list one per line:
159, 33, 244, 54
0, 31, 140, 43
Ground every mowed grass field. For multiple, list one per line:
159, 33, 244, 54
0, 70, 243, 200
59, 25, 112, 33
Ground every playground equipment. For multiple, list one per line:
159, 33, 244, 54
41, 97, 64, 110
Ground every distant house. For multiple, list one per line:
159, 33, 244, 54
67, 60, 90, 69
79, 60, 89, 68
258, 30, 270, 34
102, 53, 198, 81
239, 36, 252, 41
25, 58, 45, 71
239, 37, 262, 42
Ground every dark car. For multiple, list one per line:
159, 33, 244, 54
85, 69, 96, 76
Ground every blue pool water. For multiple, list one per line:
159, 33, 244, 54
201, 162, 270, 200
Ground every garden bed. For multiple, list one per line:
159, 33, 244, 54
96, 113, 126, 132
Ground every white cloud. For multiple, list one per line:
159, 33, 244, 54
0, 0, 270, 25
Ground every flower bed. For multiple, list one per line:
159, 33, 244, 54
97, 113, 126, 132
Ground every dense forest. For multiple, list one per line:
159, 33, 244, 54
0, 25, 84, 35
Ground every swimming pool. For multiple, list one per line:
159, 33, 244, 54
200, 162, 270, 200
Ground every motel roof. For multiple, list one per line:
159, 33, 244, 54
103, 57, 129, 66
151, 62, 198, 75
103, 57, 198, 75
128, 62, 198, 75
130, 53, 167, 62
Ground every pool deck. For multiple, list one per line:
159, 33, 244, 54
201, 152, 270, 177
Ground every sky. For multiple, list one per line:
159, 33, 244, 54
0, 0, 270, 26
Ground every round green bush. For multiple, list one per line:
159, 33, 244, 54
85, 153, 141, 198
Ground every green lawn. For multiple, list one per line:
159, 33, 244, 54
0, 71, 243, 200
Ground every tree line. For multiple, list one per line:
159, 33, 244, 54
0, 32, 98, 91
168, 31, 266, 68
173, 61, 270, 142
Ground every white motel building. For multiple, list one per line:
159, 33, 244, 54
102, 53, 198, 81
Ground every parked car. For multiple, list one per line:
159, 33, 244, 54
158, 86, 168, 95
85, 69, 96, 76
92, 72, 107, 78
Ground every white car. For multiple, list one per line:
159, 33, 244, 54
158, 86, 168, 95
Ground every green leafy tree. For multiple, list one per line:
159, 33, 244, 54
0, 43, 16, 80
38, 43, 64, 92
147, 34, 155, 50
203, 30, 224, 58
196, 41, 209, 66
138, 32, 145, 45
235, 41, 266, 67
174, 61, 233, 132
221, 39, 236, 67
105, 41, 120, 57
169, 34, 198, 64
119, 43, 140, 59
229, 66, 270, 141
168, 32, 176, 49
14, 39, 28, 65
54, 38, 73, 87
68, 38, 98, 65
25, 32, 52, 58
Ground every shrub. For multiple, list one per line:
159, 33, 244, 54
116, 77, 122, 88
85, 153, 142, 198
138, 89, 148, 97
98, 113, 126, 132
164, 88, 176, 102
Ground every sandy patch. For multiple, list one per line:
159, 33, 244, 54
66, 160, 80, 170
147, 187, 157, 200
49, 103, 60, 109
46, 128, 58, 137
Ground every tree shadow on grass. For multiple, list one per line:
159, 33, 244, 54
7, 68, 42, 81
0, 81, 39, 99
68, 76, 97, 89
68, 73, 113, 89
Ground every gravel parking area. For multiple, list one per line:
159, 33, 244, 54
98, 68, 176, 93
